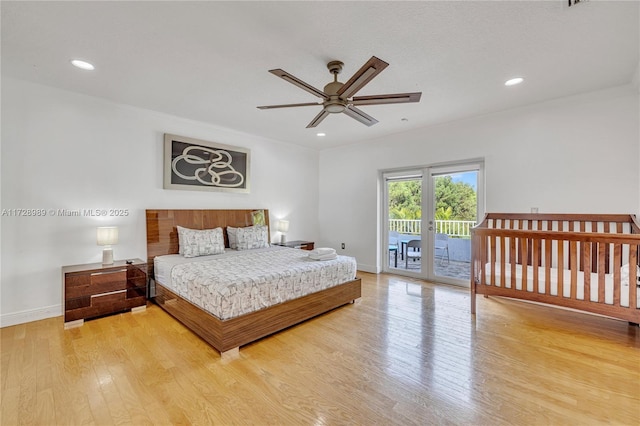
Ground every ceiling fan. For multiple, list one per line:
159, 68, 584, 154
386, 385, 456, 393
257, 56, 422, 128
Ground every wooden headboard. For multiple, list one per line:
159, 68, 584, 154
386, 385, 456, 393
145, 209, 270, 278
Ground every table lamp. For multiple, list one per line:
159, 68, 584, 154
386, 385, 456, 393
276, 220, 289, 244
97, 226, 119, 265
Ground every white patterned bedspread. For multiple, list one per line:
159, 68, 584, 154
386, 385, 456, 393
154, 246, 357, 320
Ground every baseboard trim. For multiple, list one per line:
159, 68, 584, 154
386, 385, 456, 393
1, 304, 62, 328
356, 264, 379, 274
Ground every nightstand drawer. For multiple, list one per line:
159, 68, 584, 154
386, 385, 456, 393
91, 269, 127, 291
65, 269, 127, 299
91, 289, 127, 308
91, 269, 126, 284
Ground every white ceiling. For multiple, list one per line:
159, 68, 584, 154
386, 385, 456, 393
2, 1, 638, 150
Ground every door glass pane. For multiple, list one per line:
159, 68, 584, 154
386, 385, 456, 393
432, 171, 477, 280
387, 177, 422, 272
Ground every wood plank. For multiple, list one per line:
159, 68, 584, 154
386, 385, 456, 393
2, 273, 639, 425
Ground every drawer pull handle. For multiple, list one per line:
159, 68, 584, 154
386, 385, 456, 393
91, 269, 127, 276
91, 289, 126, 298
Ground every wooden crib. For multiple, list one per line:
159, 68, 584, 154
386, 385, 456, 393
471, 213, 640, 324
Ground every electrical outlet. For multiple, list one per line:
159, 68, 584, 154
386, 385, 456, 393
564, 0, 589, 9
341, 243, 345, 249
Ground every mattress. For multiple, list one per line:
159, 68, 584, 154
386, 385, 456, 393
154, 245, 357, 320
484, 263, 640, 308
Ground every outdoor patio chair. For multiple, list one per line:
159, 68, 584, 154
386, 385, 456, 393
389, 231, 399, 267
435, 233, 450, 265
405, 239, 421, 269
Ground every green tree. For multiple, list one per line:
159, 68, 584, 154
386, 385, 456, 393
388, 180, 421, 220
388, 177, 476, 221
434, 176, 476, 221
434, 206, 453, 220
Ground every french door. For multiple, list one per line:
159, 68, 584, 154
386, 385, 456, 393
382, 161, 483, 286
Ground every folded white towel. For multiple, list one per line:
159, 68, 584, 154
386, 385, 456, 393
309, 253, 338, 261
309, 247, 336, 256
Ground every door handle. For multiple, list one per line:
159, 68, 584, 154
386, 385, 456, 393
428, 226, 433, 231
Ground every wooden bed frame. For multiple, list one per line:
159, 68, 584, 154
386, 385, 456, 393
471, 213, 640, 324
146, 209, 361, 355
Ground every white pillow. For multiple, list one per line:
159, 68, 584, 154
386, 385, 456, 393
177, 226, 188, 255
178, 226, 225, 258
235, 225, 268, 251
620, 263, 640, 286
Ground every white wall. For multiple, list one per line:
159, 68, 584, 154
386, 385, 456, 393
1, 78, 320, 326
635, 61, 640, 215
318, 85, 640, 273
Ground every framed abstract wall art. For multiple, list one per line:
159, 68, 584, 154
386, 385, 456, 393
163, 134, 250, 193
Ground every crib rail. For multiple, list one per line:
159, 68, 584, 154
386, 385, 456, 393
471, 213, 640, 323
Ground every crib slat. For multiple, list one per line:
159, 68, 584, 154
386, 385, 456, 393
583, 242, 592, 302
516, 220, 522, 265
613, 244, 621, 307
532, 239, 540, 293
630, 245, 637, 309
598, 243, 605, 304
545, 239, 552, 296
579, 221, 586, 272
570, 241, 578, 300
500, 236, 506, 288
490, 235, 496, 286
558, 239, 564, 297
592, 221, 599, 273
480, 236, 487, 285
521, 237, 528, 291
510, 236, 516, 289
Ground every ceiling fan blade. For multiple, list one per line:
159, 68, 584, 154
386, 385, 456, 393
342, 106, 379, 127
306, 109, 330, 128
269, 69, 328, 100
337, 56, 389, 99
351, 92, 422, 106
257, 102, 322, 110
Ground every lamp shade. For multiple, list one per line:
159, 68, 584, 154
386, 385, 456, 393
97, 227, 119, 246
276, 220, 289, 233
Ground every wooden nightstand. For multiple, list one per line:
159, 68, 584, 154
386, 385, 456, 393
62, 259, 147, 328
273, 240, 315, 251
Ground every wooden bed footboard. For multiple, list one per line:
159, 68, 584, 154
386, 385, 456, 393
471, 213, 640, 324
153, 278, 362, 354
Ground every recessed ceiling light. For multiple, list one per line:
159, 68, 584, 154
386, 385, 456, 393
71, 59, 95, 71
504, 77, 524, 86
316, 133, 326, 137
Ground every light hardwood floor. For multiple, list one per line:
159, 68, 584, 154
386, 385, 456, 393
2, 272, 639, 425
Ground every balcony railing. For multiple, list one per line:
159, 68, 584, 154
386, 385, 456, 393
389, 219, 477, 238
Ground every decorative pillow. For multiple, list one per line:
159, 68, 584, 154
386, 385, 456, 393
226, 226, 238, 249
178, 226, 225, 258
621, 263, 640, 286
235, 225, 269, 251
177, 226, 188, 255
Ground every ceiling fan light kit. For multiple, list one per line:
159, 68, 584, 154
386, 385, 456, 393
258, 56, 422, 128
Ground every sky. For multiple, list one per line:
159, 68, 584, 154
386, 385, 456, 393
450, 171, 477, 190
